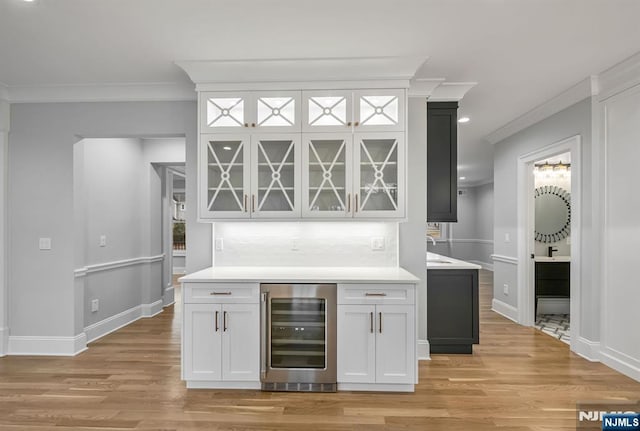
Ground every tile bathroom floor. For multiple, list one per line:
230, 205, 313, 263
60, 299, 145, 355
535, 313, 570, 344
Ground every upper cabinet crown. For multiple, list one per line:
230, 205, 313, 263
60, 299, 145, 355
198, 89, 406, 221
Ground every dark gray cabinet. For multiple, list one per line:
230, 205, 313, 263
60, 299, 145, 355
535, 262, 570, 315
427, 269, 479, 354
427, 102, 458, 222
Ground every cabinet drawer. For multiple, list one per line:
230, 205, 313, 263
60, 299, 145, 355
338, 284, 415, 305
183, 283, 259, 304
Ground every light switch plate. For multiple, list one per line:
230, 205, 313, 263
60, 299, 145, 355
91, 299, 99, 312
291, 238, 300, 251
504, 233, 511, 243
39, 237, 52, 250
503, 284, 509, 295
99, 235, 107, 247
215, 238, 224, 251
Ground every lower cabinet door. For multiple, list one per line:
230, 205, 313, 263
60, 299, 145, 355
184, 303, 222, 381
337, 304, 376, 383
221, 303, 260, 381
375, 304, 415, 384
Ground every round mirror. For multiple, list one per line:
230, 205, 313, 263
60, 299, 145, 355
534, 186, 571, 243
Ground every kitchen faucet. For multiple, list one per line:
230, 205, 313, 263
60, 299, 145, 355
547, 246, 558, 257
427, 235, 436, 246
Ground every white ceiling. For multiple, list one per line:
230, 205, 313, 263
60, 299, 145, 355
2, 0, 640, 184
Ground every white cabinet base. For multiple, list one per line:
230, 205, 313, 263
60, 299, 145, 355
337, 383, 414, 392
187, 380, 261, 390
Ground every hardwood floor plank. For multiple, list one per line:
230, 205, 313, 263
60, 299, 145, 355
0, 270, 639, 430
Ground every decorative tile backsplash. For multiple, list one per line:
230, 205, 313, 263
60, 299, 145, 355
213, 222, 398, 267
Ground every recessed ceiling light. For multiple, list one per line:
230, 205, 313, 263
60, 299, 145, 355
458, 117, 470, 123
459, 176, 466, 180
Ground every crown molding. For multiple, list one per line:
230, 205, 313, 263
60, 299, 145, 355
596, 50, 640, 101
485, 77, 594, 145
176, 56, 428, 86
408, 78, 445, 97
5, 81, 196, 103
428, 82, 477, 101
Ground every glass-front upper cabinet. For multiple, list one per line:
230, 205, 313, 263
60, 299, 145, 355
250, 134, 301, 218
353, 132, 405, 218
302, 134, 353, 218
200, 134, 251, 219
302, 91, 353, 133
353, 89, 405, 132
201, 92, 301, 133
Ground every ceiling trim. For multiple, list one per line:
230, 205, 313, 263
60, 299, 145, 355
407, 78, 445, 97
596, 50, 640, 102
194, 80, 412, 92
485, 77, 595, 145
176, 56, 428, 86
5, 82, 196, 103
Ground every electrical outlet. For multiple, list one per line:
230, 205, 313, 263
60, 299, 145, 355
503, 284, 509, 295
291, 238, 300, 251
215, 238, 224, 251
39, 237, 52, 250
504, 233, 511, 243
370, 237, 385, 251
91, 299, 99, 312
99, 235, 107, 247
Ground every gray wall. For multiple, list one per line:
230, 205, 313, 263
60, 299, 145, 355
492, 97, 595, 339
400, 97, 428, 350
0, 100, 8, 355
8, 101, 202, 342
428, 182, 494, 267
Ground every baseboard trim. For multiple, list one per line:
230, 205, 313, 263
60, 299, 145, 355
573, 337, 601, 362
491, 298, 519, 322
8, 333, 87, 356
337, 383, 414, 392
186, 380, 262, 390
0, 326, 8, 357
173, 267, 186, 275
418, 339, 430, 360
537, 297, 570, 314
84, 300, 164, 344
142, 300, 164, 317
164, 286, 175, 307
600, 346, 640, 383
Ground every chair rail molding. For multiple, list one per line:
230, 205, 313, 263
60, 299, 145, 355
74, 254, 165, 277
490, 254, 518, 265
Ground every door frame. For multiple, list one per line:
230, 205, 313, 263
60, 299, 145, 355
516, 135, 581, 351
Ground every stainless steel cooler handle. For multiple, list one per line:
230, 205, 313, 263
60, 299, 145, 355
260, 291, 268, 380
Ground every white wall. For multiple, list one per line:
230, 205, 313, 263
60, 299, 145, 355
598, 80, 640, 381
0, 99, 8, 355
401, 97, 428, 355
492, 98, 592, 317
7, 101, 199, 355
214, 222, 398, 267
428, 182, 494, 268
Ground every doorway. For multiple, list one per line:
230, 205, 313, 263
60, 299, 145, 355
517, 135, 581, 350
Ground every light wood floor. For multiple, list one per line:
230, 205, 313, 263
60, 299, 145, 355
1, 271, 639, 430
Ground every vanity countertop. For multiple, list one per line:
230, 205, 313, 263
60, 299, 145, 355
427, 252, 482, 270
534, 256, 571, 262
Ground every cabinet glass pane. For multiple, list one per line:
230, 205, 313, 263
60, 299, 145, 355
307, 139, 347, 213
359, 137, 399, 211
270, 298, 326, 369
257, 97, 296, 127
205, 97, 245, 128
256, 138, 296, 212
308, 96, 348, 126
359, 95, 399, 126
205, 139, 245, 212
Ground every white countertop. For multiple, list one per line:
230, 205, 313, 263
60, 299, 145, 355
179, 266, 420, 284
427, 252, 482, 270
534, 256, 571, 262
